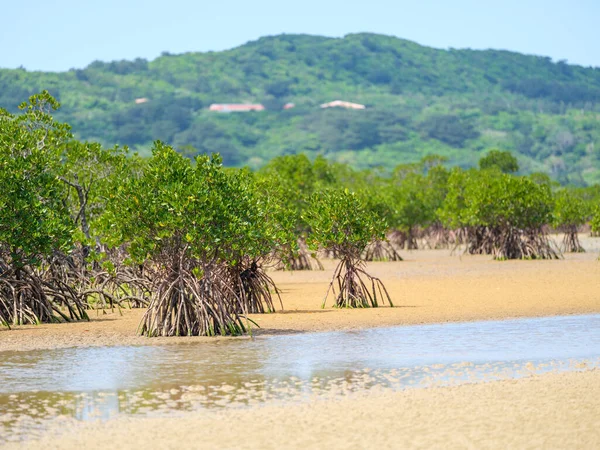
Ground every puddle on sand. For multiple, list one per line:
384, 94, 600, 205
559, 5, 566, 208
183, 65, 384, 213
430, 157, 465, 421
1, 314, 599, 442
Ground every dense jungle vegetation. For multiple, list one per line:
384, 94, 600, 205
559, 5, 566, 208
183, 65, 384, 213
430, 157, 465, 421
2, 33, 600, 185
1, 92, 599, 335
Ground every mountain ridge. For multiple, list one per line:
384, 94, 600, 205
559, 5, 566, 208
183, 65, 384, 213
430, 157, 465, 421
1, 33, 599, 184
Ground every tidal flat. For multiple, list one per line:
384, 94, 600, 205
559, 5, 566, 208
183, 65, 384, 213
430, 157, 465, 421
1, 238, 599, 448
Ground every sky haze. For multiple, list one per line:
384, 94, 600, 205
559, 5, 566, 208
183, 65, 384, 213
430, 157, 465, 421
1, 0, 598, 71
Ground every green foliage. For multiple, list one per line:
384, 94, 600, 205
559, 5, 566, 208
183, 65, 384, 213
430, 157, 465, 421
591, 206, 600, 235
439, 168, 559, 259
223, 169, 297, 266
0, 92, 90, 326
58, 140, 131, 243
359, 182, 396, 231
479, 150, 519, 173
389, 173, 431, 232
418, 114, 479, 147
101, 143, 296, 335
258, 154, 337, 234
553, 189, 589, 252
305, 189, 386, 256
2, 34, 600, 183
102, 142, 238, 263
553, 190, 589, 229
0, 91, 74, 268
528, 172, 557, 187
304, 187, 393, 308
383, 158, 449, 235
441, 169, 553, 231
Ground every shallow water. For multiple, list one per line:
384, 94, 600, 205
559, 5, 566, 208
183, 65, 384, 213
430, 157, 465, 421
1, 314, 599, 441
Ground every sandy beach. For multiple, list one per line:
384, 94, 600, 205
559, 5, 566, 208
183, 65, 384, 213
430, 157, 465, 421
1, 244, 599, 352
2, 239, 600, 449
5, 369, 599, 449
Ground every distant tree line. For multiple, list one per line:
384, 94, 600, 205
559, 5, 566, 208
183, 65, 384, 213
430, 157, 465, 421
1, 33, 600, 184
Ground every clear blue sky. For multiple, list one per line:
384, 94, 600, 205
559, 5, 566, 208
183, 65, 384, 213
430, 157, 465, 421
1, 0, 598, 72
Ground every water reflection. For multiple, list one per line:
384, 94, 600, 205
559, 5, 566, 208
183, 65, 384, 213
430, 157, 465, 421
1, 314, 599, 442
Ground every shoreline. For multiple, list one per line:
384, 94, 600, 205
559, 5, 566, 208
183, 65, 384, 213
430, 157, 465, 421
3, 239, 599, 449
1, 309, 599, 354
1, 246, 599, 353
5, 369, 600, 449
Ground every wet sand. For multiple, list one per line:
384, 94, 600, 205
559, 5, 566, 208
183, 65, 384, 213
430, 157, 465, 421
1, 245, 599, 352
3, 239, 600, 449
7, 369, 600, 449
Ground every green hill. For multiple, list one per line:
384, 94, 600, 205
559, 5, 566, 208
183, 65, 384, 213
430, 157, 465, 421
2, 33, 600, 184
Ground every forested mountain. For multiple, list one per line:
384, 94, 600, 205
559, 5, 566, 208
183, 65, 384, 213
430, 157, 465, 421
2, 33, 600, 184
